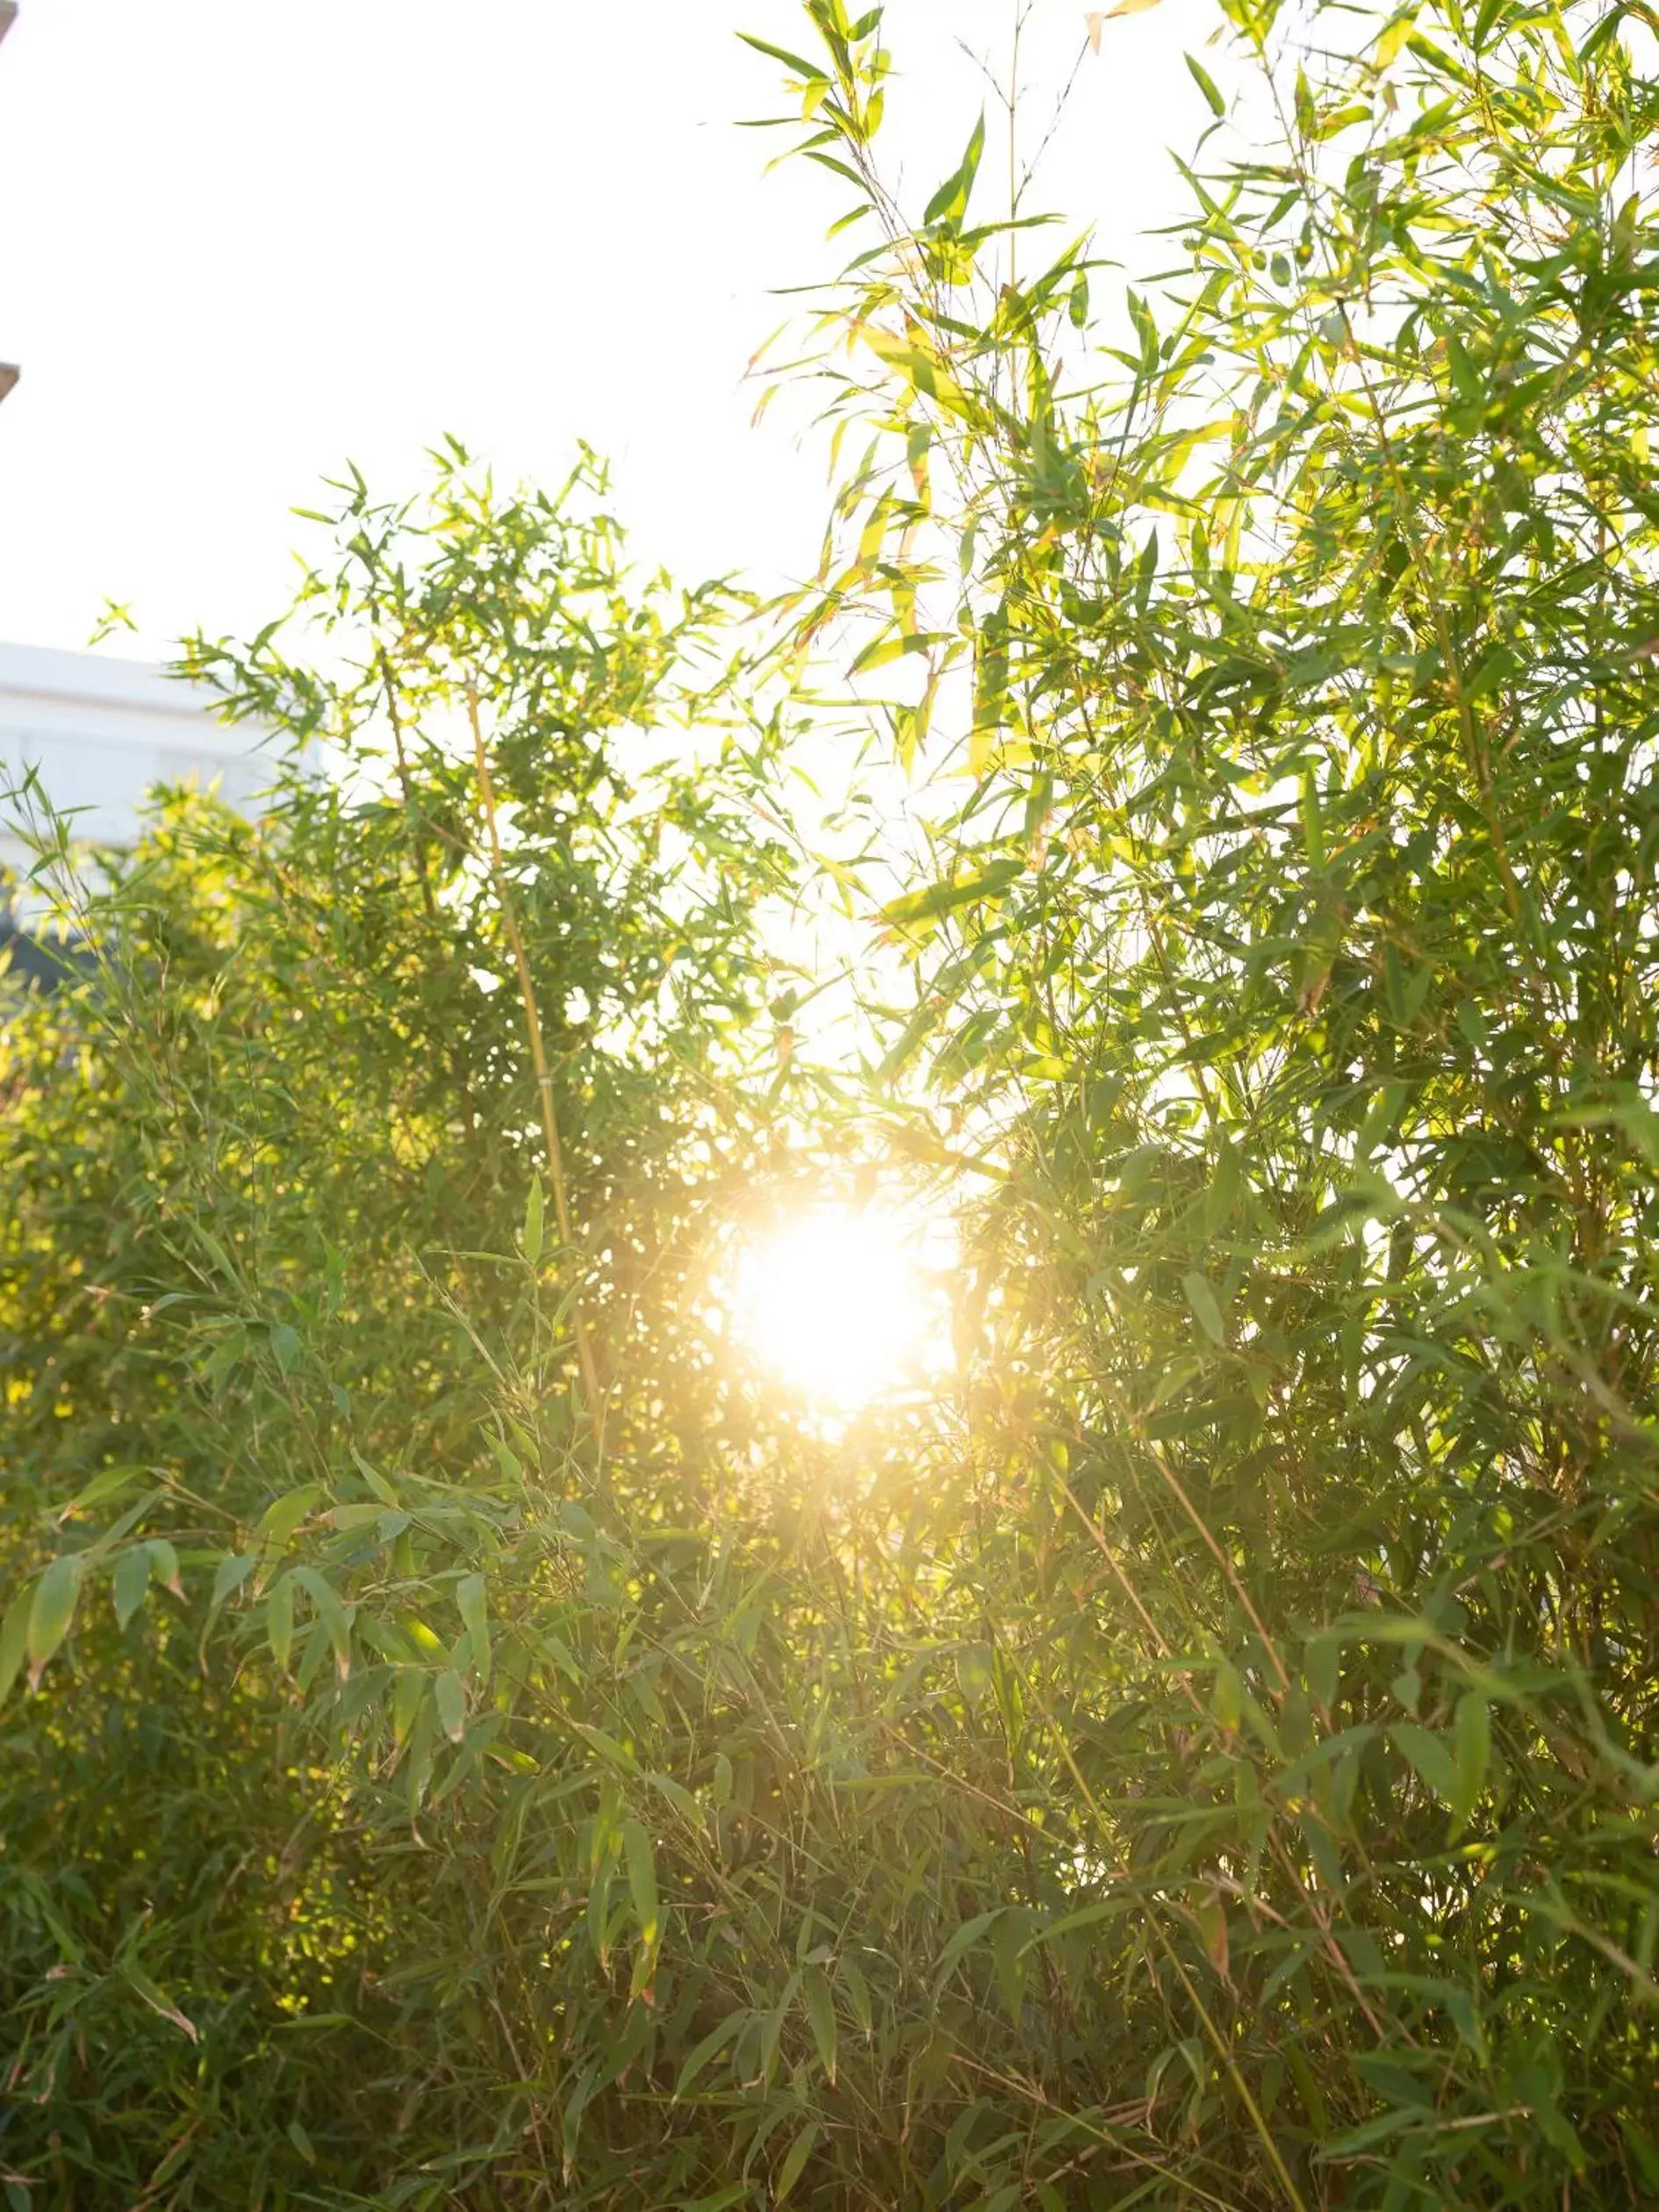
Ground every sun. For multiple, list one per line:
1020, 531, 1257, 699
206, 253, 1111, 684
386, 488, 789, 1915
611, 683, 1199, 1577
731, 1203, 946, 1412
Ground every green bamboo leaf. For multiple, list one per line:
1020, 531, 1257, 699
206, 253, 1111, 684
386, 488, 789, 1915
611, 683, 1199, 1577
802, 1964, 837, 2082
1452, 1691, 1491, 1834
350, 1450, 400, 1508
880, 858, 1023, 933
839, 1953, 873, 2035
210, 1554, 255, 1614
1186, 53, 1225, 113
147, 1538, 183, 1599
292, 1566, 351, 1681
848, 628, 951, 678
1027, 1898, 1126, 1950
923, 111, 986, 227
955, 1640, 994, 1708
673, 2009, 747, 2101
112, 1544, 152, 1630
455, 1570, 491, 1689
735, 30, 829, 82
267, 1574, 296, 1670
521, 1177, 545, 1266
255, 1485, 321, 1558
774, 2122, 820, 2205
622, 1816, 659, 1948
1182, 1270, 1226, 1347
27, 1555, 83, 1688
0, 1593, 30, 1706
934, 1906, 1002, 1994
391, 1664, 425, 1748
1391, 1721, 1462, 1813
991, 1908, 1030, 2022
62, 1465, 144, 1518
434, 1668, 466, 1743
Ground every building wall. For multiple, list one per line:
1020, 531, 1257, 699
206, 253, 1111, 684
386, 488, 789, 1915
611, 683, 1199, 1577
0, 638, 278, 874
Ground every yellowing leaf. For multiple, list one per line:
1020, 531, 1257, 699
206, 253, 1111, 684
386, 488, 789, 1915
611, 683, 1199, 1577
122, 1961, 198, 2043
1375, 10, 1416, 67
863, 331, 975, 422
1089, 0, 1163, 37
880, 857, 1023, 937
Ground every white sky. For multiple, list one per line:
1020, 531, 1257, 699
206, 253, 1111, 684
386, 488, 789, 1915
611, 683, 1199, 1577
0, 0, 1211, 663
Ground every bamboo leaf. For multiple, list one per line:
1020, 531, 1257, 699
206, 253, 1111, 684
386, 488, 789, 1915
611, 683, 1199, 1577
622, 1816, 659, 1949
293, 1566, 352, 1681
434, 1668, 466, 1743
112, 1544, 152, 1630
121, 1961, 198, 2043
1182, 1270, 1227, 1347
456, 1570, 491, 1689
0, 1594, 30, 1706
267, 1574, 296, 1670
1391, 1721, 1462, 1814
802, 1964, 838, 2082
27, 1556, 83, 1688
773, 2121, 820, 2205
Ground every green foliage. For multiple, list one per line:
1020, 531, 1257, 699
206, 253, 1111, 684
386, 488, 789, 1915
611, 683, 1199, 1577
769, 0, 1659, 2198
6, 0, 1659, 2204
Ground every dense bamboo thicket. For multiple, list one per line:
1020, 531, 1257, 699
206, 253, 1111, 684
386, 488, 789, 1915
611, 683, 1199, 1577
6, 1, 1659, 2203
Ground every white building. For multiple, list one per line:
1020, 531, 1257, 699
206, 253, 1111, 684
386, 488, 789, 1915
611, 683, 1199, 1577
0, 640, 279, 877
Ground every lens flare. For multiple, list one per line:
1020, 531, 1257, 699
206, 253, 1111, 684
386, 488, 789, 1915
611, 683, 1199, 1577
733, 1205, 941, 1410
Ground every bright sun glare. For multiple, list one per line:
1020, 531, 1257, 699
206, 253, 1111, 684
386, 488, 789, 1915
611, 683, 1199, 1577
733, 1206, 945, 1412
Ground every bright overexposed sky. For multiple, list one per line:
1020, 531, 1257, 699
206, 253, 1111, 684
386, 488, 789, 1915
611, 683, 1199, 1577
0, 0, 1214, 663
